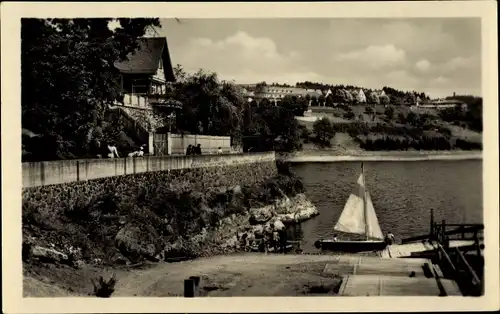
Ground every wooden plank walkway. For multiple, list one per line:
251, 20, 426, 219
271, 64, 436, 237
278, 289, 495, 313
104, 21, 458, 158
338, 274, 462, 296
323, 255, 462, 296
380, 240, 475, 258
323, 256, 431, 278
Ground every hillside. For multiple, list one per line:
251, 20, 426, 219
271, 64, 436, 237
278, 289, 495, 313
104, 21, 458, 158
297, 105, 482, 153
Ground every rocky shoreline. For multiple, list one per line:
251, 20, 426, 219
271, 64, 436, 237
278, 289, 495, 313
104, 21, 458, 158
23, 193, 319, 274
165, 193, 319, 258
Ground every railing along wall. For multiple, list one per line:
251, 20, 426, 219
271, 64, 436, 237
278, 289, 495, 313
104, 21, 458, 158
22, 151, 276, 188
401, 209, 484, 296
429, 210, 484, 296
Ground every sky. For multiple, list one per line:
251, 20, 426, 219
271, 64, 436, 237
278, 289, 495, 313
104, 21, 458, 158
152, 18, 481, 98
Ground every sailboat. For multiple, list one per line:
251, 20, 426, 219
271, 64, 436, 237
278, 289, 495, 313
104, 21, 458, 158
314, 163, 388, 252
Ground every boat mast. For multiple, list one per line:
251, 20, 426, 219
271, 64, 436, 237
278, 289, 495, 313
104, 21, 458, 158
362, 163, 369, 241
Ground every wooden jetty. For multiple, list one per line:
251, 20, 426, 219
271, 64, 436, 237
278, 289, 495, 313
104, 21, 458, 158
380, 209, 484, 296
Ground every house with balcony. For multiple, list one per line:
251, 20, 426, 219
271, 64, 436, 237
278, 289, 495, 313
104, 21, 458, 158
110, 37, 180, 153
114, 37, 176, 110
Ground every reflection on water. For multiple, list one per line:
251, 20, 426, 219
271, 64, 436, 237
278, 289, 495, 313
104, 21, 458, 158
287, 160, 483, 253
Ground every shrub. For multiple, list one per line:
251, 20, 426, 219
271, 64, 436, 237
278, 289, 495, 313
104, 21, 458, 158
92, 274, 117, 298
313, 118, 335, 147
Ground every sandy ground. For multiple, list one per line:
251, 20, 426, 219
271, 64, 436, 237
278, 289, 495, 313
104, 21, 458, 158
24, 254, 351, 297
113, 254, 348, 297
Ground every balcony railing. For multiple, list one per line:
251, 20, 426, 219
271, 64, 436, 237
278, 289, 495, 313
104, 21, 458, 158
123, 94, 150, 108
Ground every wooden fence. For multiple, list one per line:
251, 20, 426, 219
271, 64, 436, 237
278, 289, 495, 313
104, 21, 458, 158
153, 133, 233, 156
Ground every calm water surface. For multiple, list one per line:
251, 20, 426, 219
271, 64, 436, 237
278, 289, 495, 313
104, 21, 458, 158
289, 160, 483, 252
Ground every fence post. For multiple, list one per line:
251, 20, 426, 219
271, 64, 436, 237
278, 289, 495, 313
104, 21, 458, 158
184, 279, 195, 297
474, 230, 481, 257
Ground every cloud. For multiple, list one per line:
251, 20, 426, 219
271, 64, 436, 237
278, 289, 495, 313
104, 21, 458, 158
163, 19, 481, 97
415, 59, 431, 72
335, 45, 407, 69
172, 31, 322, 84
441, 56, 478, 72
433, 76, 450, 85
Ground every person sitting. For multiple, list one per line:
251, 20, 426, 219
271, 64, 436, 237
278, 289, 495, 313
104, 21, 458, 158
217, 147, 223, 155
186, 145, 193, 156
385, 231, 396, 245
128, 144, 146, 157
107, 143, 120, 158
333, 234, 338, 242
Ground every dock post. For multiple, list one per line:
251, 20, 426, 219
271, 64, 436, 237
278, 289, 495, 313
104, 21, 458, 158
441, 220, 446, 243
189, 276, 201, 296
184, 279, 195, 298
430, 209, 434, 240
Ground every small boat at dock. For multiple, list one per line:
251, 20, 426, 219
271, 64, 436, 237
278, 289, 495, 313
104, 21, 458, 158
315, 163, 388, 252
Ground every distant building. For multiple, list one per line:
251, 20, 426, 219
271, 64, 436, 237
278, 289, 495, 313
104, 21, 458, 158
251, 86, 309, 105
356, 88, 367, 103
417, 99, 467, 110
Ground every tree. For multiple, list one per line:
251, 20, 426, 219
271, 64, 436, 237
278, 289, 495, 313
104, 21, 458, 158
313, 117, 335, 147
318, 94, 326, 106
384, 106, 395, 119
325, 94, 335, 107
365, 106, 374, 114
407, 111, 418, 126
22, 18, 161, 161
344, 90, 354, 104
333, 89, 347, 104
162, 66, 245, 144
281, 95, 309, 116
310, 95, 319, 107
379, 94, 390, 105
368, 91, 380, 105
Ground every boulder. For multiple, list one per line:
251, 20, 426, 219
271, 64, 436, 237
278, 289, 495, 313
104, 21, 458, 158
252, 224, 264, 237
73, 260, 85, 269
115, 223, 159, 263
31, 246, 69, 263
273, 219, 285, 231
233, 185, 242, 194
249, 205, 274, 224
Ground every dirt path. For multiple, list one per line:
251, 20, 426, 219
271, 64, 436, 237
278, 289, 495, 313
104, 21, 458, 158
113, 253, 347, 297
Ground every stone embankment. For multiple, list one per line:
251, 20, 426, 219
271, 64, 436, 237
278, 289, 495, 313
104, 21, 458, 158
23, 152, 320, 275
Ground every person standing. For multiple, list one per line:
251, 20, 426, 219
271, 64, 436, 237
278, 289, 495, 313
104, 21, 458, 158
272, 230, 279, 252
385, 231, 396, 245
194, 144, 202, 155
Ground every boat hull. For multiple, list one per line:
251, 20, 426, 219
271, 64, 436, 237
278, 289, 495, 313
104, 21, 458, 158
314, 239, 387, 252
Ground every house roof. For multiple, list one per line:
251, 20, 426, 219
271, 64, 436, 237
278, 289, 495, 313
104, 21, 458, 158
114, 37, 175, 81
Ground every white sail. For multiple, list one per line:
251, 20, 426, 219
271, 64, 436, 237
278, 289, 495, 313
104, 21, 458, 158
334, 174, 366, 235
365, 192, 384, 240
333, 172, 384, 240
333, 193, 366, 235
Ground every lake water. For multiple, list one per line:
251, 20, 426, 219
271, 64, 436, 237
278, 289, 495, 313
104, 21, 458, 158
289, 160, 483, 252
